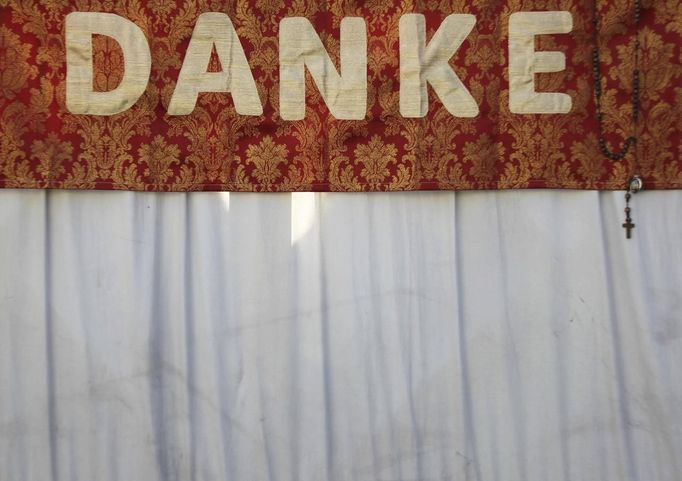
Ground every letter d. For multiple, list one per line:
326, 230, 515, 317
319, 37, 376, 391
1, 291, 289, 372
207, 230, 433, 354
65, 12, 151, 115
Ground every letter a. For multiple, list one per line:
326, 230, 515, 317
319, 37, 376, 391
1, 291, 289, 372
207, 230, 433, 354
399, 14, 478, 118
65, 12, 151, 115
168, 13, 262, 116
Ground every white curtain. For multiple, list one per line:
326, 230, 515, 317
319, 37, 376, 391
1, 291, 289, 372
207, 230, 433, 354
1, 189, 680, 481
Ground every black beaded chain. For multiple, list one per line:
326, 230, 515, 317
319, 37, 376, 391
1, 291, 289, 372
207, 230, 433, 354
591, 0, 641, 161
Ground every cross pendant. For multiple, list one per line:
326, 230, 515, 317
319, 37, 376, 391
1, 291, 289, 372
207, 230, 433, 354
622, 219, 635, 239
622, 176, 643, 240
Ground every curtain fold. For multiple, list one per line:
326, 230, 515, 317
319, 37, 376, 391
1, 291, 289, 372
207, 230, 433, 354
1, 190, 680, 481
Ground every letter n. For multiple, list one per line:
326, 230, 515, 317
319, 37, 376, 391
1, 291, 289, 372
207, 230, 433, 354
279, 17, 367, 120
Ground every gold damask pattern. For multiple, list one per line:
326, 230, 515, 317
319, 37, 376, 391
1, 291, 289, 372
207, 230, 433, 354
0, 0, 680, 191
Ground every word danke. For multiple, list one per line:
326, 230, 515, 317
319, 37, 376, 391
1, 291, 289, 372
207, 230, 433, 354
65, 11, 573, 119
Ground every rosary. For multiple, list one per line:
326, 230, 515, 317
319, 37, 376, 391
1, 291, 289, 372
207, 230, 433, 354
591, 0, 643, 239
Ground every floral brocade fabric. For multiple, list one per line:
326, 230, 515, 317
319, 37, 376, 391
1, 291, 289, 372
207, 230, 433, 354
0, 0, 680, 192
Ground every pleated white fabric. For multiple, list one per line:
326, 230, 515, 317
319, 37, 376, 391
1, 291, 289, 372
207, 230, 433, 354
1, 189, 680, 481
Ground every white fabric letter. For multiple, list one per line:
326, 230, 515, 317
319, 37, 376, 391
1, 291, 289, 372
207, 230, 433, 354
508, 11, 573, 114
168, 13, 262, 116
399, 14, 478, 118
65, 12, 151, 115
279, 17, 367, 121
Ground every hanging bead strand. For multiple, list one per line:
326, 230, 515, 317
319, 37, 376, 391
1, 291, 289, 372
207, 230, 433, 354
590, 0, 641, 161
591, 0, 644, 239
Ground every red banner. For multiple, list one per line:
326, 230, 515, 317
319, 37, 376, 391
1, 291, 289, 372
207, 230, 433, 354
1, 1, 680, 191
